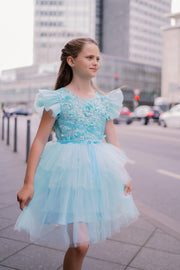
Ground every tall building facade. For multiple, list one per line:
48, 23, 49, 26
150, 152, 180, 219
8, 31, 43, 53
34, 0, 171, 67
33, 0, 103, 64
161, 12, 180, 103
102, 0, 171, 67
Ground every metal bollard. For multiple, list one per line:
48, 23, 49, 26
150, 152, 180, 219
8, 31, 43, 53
14, 117, 17, 152
6, 116, 10, 145
26, 119, 31, 163
2, 116, 5, 140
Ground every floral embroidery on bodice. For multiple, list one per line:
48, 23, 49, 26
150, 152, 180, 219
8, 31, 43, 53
35, 87, 123, 142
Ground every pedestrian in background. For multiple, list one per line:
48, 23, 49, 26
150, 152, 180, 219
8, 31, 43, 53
15, 37, 139, 270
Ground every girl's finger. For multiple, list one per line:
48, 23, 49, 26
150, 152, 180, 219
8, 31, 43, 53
124, 184, 132, 195
20, 201, 25, 211
25, 198, 31, 207
128, 184, 132, 194
124, 186, 128, 196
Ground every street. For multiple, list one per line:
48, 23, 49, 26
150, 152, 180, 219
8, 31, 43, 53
116, 122, 180, 231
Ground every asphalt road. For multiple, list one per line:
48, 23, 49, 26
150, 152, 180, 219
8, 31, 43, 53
1, 114, 180, 232
116, 121, 180, 228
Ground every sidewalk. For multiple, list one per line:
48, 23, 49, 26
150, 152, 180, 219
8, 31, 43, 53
0, 140, 180, 270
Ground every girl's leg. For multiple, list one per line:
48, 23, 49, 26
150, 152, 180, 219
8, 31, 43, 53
63, 222, 89, 270
63, 245, 89, 270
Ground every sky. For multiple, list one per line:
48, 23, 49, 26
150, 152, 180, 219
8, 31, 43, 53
0, 0, 180, 73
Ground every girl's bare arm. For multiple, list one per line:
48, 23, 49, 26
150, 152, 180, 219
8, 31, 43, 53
105, 120, 132, 195
17, 110, 56, 210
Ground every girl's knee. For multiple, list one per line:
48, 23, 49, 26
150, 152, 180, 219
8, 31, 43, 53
76, 244, 89, 257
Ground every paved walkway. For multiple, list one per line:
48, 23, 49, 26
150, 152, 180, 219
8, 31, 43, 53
1, 139, 180, 270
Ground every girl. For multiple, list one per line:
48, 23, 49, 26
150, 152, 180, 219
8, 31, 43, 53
15, 38, 139, 270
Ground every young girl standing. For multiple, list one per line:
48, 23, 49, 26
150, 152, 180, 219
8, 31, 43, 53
15, 38, 139, 270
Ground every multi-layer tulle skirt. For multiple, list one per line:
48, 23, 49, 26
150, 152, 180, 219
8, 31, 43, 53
14, 140, 139, 248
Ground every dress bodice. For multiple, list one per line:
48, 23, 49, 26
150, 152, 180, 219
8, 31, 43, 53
35, 87, 123, 142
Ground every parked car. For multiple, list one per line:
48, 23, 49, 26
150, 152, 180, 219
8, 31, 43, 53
10, 109, 31, 116
127, 105, 154, 125
159, 104, 180, 128
113, 107, 131, 124
3, 108, 31, 116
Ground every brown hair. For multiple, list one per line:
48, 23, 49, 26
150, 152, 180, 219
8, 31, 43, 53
54, 37, 98, 90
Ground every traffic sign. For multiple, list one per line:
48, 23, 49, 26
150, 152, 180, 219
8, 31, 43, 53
133, 89, 140, 95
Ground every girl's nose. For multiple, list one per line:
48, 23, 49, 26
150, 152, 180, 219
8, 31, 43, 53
93, 58, 98, 65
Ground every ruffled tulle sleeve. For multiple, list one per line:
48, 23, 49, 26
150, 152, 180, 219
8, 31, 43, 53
34, 89, 61, 118
104, 89, 124, 121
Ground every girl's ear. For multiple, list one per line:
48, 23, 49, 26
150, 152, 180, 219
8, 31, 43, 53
67, 56, 75, 67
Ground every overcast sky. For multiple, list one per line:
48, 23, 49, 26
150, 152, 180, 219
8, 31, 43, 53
0, 0, 180, 73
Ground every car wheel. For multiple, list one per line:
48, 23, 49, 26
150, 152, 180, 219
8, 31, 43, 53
144, 117, 149, 125
113, 119, 119, 124
161, 120, 167, 128
126, 119, 132, 125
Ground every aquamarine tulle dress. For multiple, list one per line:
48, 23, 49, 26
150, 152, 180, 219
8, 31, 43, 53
14, 87, 139, 248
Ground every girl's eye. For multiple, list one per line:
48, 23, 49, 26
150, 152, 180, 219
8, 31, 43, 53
87, 56, 100, 61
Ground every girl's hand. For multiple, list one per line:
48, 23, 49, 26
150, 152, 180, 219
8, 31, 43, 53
17, 183, 34, 210
124, 181, 132, 196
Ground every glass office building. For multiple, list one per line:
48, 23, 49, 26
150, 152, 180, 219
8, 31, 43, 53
102, 0, 171, 67
34, 0, 171, 67
33, 0, 103, 64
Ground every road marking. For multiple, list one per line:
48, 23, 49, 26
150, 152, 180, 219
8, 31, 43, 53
128, 159, 136, 164
157, 169, 180, 180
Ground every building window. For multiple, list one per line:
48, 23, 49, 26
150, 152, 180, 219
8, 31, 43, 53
40, 43, 47, 47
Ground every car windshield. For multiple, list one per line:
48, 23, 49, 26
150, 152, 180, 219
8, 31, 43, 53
135, 106, 152, 113
170, 105, 180, 112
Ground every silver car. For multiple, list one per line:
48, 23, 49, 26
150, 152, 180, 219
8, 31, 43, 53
159, 104, 180, 128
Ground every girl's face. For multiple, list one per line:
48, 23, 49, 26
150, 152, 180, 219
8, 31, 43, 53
69, 43, 100, 79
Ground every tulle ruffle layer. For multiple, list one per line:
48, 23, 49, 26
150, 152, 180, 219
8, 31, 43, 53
14, 141, 139, 247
